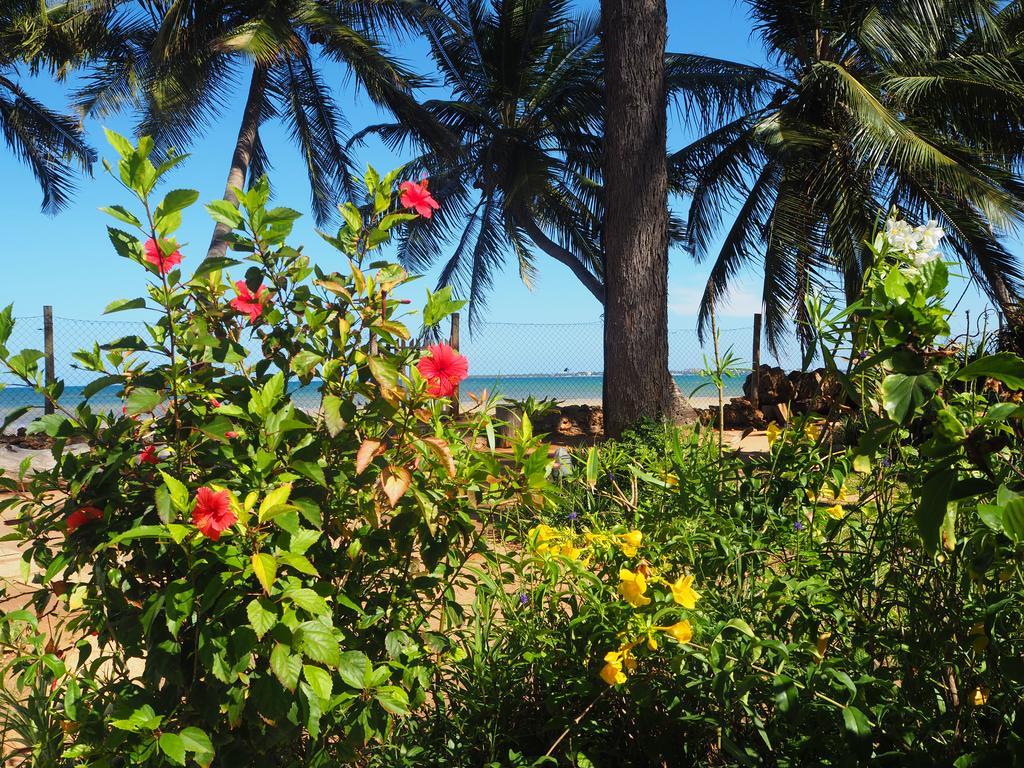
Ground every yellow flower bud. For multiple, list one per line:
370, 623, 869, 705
663, 620, 693, 644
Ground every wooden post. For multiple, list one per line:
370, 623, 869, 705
751, 312, 762, 411
449, 312, 461, 417
43, 305, 55, 415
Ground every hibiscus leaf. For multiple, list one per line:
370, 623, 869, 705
270, 643, 302, 691
302, 665, 333, 701
296, 621, 340, 666
337, 650, 371, 689
246, 598, 277, 640
158, 733, 186, 766
380, 465, 412, 507
251, 553, 277, 594
355, 439, 384, 475
160, 472, 190, 513
125, 387, 164, 416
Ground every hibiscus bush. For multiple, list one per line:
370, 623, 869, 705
0, 132, 552, 766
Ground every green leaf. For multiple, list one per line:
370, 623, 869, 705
285, 587, 328, 615
338, 202, 363, 231
721, 618, 756, 638
246, 598, 277, 640
367, 356, 399, 390
917, 470, 955, 554
842, 705, 872, 738
259, 483, 292, 521
954, 353, 1024, 390
422, 286, 466, 328
160, 472, 190, 513
270, 643, 302, 691
156, 189, 199, 216
252, 553, 277, 594
179, 727, 214, 768
103, 297, 147, 314
192, 257, 240, 279
99, 205, 142, 228
107, 227, 142, 260
883, 266, 909, 301
881, 372, 939, 423
585, 446, 599, 488
338, 650, 371, 689
104, 128, 133, 157
375, 685, 410, 715
296, 622, 340, 666
158, 733, 186, 766
303, 665, 334, 701
1002, 498, 1024, 544
205, 199, 244, 228
126, 387, 164, 415
321, 395, 345, 437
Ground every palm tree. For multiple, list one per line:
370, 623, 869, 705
67, 0, 450, 260
601, 0, 688, 435
671, 0, 1024, 350
0, 2, 97, 213
352, 0, 606, 324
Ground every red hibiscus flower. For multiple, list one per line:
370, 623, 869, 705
399, 179, 440, 219
230, 280, 268, 323
138, 445, 159, 465
224, 431, 239, 439
417, 343, 469, 398
143, 238, 184, 274
192, 487, 237, 541
66, 506, 104, 533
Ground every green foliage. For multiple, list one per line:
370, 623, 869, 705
0, 137, 548, 767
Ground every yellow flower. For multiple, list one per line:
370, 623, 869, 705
766, 421, 782, 447
804, 422, 822, 442
600, 662, 626, 685
554, 544, 583, 560
826, 504, 845, 520
616, 529, 642, 557
663, 620, 693, 644
600, 650, 628, 685
972, 686, 989, 706
969, 623, 989, 653
670, 574, 701, 609
618, 568, 652, 608
530, 523, 557, 545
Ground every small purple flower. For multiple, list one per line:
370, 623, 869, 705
881, 457, 892, 468
857, 350, 870, 360
518, 593, 529, 606
793, 520, 805, 531
566, 511, 578, 522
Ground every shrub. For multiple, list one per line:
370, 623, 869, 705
0, 133, 552, 767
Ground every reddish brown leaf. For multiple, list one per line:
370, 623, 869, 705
356, 439, 384, 475
422, 437, 456, 477
380, 466, 412, 507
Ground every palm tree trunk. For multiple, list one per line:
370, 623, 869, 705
206, 62, 269, 261
601, 0, 695, 437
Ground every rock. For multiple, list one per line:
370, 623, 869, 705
743, 365, 796, 406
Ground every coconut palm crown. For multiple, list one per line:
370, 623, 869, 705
672, 0, 1024, 348
0, 1, 97, 213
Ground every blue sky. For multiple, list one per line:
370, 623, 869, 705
0, 0, 997, 354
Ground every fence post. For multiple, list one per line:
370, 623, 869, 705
43, 305, 55, 415
751, 312, 762, 411
449, 312, 461, 417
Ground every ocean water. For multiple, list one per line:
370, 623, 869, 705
0, 374, 747, 431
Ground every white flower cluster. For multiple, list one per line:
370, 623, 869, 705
885, 218, 945, 268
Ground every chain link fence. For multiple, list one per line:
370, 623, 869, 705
1, 307, 999, 432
